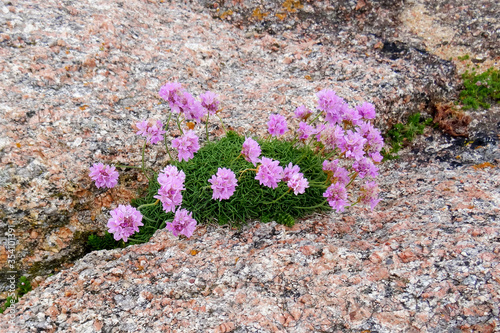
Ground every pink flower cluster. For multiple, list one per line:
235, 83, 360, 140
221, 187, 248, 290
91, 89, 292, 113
241, 137, 261, 166
89, 163, 119, 189
154, 166, 186, 213
172, 130, 200, 162
107, 205, 143, 242
208, 168, 238, 200
267, 114, 288, 137
136, 120, 166, 145
166, 208, 197, 238
159, 82, 220, 122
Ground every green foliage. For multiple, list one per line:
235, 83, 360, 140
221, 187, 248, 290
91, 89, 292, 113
382, 113, 432, 160
457, 54, 470, 61
0, 276, 32, 314
459, 67, 500, 110
87, 231, 126, 251
129, 131, 330, 245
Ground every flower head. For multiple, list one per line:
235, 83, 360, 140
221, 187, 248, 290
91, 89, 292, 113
323, 183, 348, 212
107, 205, 143, 242
287, 173, 309, 195
341, 105, 361, 126
359, 181, 381, 210
208, 168, 238, 201
282, 163, 301, 182
356, 102, 376, 120
159, 82, 183, 113
176, 91, 206, 122
241, 137, 261, 166
255, 157, 283, 189
200, 91, 220, 116
293, 105, 312, 120
316, 89, 346, 125
267, 114, 288, 137
136, 120, 166, 145
89, 163, 119, 189
166, 208, 197, 238
353, 157, 379, 179
155, 166, 186, 213
172, 130, 200, 162
320, 124, 345, 150
338, 130, 367, 160
297, 122, 316, 140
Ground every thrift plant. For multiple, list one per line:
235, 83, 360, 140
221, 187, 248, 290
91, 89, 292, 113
88, 83, 385, 247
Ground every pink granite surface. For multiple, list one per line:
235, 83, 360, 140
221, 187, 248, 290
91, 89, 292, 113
0, 0, 499, 331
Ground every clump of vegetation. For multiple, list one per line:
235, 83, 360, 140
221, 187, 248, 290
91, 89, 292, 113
459, 66, 499, 110
382, 113, 432, 160
432, 102, 471, 137
87, 231, 126, 251
0, 276, 32, 314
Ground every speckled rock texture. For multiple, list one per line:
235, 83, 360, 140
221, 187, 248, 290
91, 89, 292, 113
1, 0, 499, 331
4, 160, 500, 332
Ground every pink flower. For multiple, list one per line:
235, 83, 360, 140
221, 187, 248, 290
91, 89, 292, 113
353, 157, 379, 179
341, 105, 361, 126
89, 163, 119, 189
241, 137, 261, 166
287, 173, 309, 195
172, 130, 200, 162
359, 181, 381, 210
356, 102, 376, 120
136, 120, 166, 145
154, 166, 186, 213
316, 89, 346, 125
200, 91, 220, 116
159, 82, 183, 113
157, 165, 186, 186
107, 205, 143, 242
267, 114, 288, 137
255, 157, 283, 189
166, 208, 197, 238
293, 105, 312, 120
323, 183, 348, 212
208, 168, 238, 200
297, 122, 316, 140
282, 163, 301, 182
319, 124, 345, 150
338, 130, 367, 160
180, 91, 206, 122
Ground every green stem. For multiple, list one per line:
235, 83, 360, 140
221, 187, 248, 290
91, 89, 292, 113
141, 140, 151, 181
176, 114, 184, 135
264, 188, 291, 204
137, 199, 160, 210
238, 168, 257, 181
205, 113, 210, 141
216, 114, 227, 134
294, 199, 329, 210
307, 111, 322, 126
346, 172, 359, 188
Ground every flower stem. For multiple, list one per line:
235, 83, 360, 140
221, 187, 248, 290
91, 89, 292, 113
137, 199, 160, 210
294, 198, 329, 210
216, 114, 227, 134
205, 113, 210, 141
238, 168, 257, 181
307, 111, 322, 126
141, 140, 151, 181
176, 114, 184, 135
